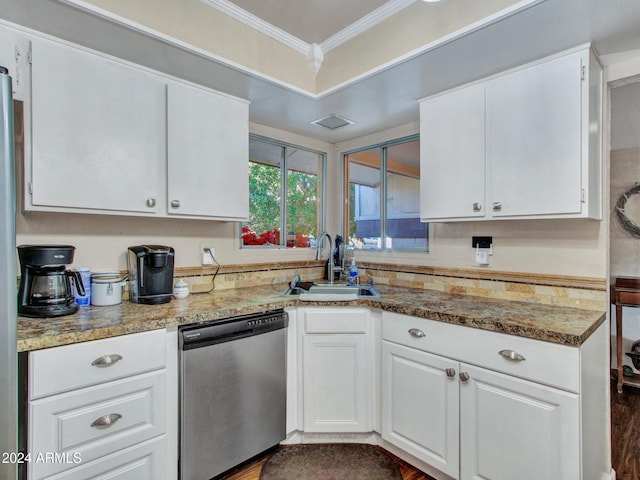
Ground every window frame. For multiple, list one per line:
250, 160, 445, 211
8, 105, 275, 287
242, 133, 327, 249
341, 134, 428, 252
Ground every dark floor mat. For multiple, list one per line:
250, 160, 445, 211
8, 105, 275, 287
259, 443, 403, 480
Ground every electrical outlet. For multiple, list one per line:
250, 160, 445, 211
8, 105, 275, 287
200, 245, 215, 266
472, 236, 492, 249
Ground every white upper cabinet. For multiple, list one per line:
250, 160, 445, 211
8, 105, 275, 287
25, 36, 249, 220
486, 52, 583, 217
167, 81, 249, 220
420, 46, 602, 222
29, 38, 166, 215
0, 29, 29, 100
420, 84, 485, 220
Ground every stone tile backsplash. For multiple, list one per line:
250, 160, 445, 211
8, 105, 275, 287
172, 260, 606, 311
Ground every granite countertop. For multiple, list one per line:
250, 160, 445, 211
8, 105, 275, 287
17, 283, 606, 352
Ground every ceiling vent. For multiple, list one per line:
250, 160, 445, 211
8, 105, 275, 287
310, 114, 355, 130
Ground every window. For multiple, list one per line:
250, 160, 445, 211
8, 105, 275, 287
343, 135, 427, 251
242, 135, 325, 248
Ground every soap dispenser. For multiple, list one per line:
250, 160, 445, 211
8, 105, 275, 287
348, 259, 358, 286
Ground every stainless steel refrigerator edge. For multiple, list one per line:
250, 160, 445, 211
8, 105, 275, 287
0, 67, 17, 480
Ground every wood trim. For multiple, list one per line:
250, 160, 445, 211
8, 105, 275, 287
174, 260, 324, 277
134, 259, 605, 292
359, 262, 607, 291
347, 151, 420, 178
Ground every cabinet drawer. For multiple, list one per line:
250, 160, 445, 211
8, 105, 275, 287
30, 329, 166, 399
34, 437, 166, 480
618, 291, 640, 306
302, 307, 369, 334
382, 312, 579, 392
29, 370, 166, 479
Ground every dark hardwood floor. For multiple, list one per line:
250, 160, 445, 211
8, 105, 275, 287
611, 381, 640, 480
221, 382, 640, 480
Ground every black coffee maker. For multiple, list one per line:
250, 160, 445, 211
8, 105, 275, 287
17, 245, 85, 318
127, 245, 174, 304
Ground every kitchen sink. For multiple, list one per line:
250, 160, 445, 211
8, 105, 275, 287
282, 283, 380, 300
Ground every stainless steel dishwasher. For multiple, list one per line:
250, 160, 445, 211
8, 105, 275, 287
179, 309, 288, 480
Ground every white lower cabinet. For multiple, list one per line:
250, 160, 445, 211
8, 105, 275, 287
381, 311, 606, 480
382, 342, 459, 478
300, 307, 373, 433
40, 437, 166, 480
28, 330, 170, 480
459, 364, 579, 480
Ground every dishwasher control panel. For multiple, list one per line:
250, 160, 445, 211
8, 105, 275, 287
247, 314, 281, 327
179, 309, 288, 350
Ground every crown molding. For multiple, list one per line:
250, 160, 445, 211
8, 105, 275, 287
200, 0, 309, 54
200, 0, 417, 59
320, 0, 416, 53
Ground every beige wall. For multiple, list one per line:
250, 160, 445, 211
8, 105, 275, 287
83, 0, 316, 92
81, 0, 521, 95
317, 0, 520, 92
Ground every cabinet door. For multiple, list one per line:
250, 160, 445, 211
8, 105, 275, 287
40, 437, 166, 480
486, 51, 584, 217
420, 84, 485, 221
30, 39, 165, 214
459, 363, 579, 480
0, 28, 29, 99
29, 328, 167, 400
29, 370, 166, 479
302, 334, 369, 432
382, 341, 459, 478
167, 81, 249, 220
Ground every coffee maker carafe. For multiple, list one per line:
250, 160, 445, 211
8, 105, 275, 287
127, 245, 174, 304
17, 245, 85, 318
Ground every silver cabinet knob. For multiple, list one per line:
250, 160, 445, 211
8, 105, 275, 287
492, 201, 502, 211
146, 198, 156, 208
459, 372, 470, 382
408, 328, 425, 338
90, 413, 122, 429
498, 349, 526, 362
445, 368, 456, 378
171, 200, 181, 209
472, 202, 482, 212
91, 354, 123, 368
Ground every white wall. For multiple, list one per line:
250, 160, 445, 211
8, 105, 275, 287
335, 123, 608, 279
16, 122, 332, 271
604, 50, 640, 369
17, 112, 609, 279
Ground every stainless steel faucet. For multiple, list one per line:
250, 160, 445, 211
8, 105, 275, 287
316, 231, 335, 284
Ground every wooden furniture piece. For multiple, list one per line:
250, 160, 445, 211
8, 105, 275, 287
611, 276, 640, 393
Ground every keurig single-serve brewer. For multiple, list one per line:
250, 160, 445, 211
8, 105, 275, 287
17, 245, 86, 318
127, 245, 174, 304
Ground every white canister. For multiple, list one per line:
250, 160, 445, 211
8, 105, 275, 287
173, 280, 189, 299
91, 272, 126, 306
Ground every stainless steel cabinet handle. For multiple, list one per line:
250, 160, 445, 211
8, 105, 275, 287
498, 349, 526, 362
459, 372, 470, 382
492, 201, 502, 211
146, 198, 156, 208
91, 413, 122, 429
171, 200, 181, 209
408, 328, 425, 338
445, 368, 456, 378
91, 354, 123, 367
472, 202, 482, 212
